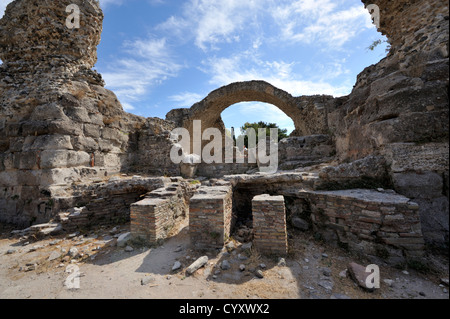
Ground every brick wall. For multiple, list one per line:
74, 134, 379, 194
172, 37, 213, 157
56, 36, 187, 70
306, 189, 424, 264
196, 162, 258, 178
252, 194, 288, 256
58, 176, 167, 231
130, 182, 190, 245
189, 185, 233, 249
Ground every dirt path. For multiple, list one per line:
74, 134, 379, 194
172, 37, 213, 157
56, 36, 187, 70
0, 221, 448, 299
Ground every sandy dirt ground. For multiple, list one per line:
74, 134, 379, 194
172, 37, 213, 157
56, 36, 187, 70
0, 220, 448, 300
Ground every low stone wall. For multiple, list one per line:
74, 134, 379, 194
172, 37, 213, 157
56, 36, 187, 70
60, 192, 142, 231
278, 135, 335, 170
189, 185, 233, 249
130, 181, 192, 245
306, 189, 424, 265
196, 162, 258, 178
58, 176, 168, 231
252, 194, 288, 256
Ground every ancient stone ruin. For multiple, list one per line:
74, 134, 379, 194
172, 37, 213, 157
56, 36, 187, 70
0, 0, 448, 269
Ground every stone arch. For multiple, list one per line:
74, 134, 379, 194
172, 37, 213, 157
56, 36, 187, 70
180, 80, 303, 135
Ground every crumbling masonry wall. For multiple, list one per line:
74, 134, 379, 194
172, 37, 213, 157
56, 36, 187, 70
130, 180, 193, 245
0, 0, 177, 226
189, 185, 233, 249
306, 189, 424, 264
252, 194, 288, 256
0, 0, 448, 255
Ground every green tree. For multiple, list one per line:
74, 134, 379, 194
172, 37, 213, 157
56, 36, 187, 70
238, 121, 289, 148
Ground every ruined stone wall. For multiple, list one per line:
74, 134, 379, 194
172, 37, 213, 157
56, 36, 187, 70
130, 117, 180, 176
330, 0, 449, 160
57, 176, 168, 231
130, 180, 194, 245
306, 189, 424, 265
0, 0, 448, 254
189, 185, 233, 249
382, 143, 449, 249
325, 0, 449, 250
278, 134, 335, 170
165, 81, 335, 142
196, 162, 258, 178
0, 0, 159, 226
252, 194, 288, 256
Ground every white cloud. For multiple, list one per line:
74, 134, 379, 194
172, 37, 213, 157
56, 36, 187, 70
169, 92, 204, 108
149, 0, 165, 5
201, 51, 352, 97
102, 36, 183, 107
272, 0, 375, 48
121, 102, 136, 111
157, 0, 376, 52
157, 0, 262, 51
99, 0, 125, 8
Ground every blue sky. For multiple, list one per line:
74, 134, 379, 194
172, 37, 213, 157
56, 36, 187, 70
0, 0, 388, 133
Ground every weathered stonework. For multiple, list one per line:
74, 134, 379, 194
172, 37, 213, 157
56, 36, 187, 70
189, 185, 233, 249
196, 162, 258, 178
278, 135, 335, 170
57, 176, 168, 231
0, 0, 175, 226
252, 194, 288, 256
0, 0, 448, 262
130, 180, 195, 245
305, 189, 424, 264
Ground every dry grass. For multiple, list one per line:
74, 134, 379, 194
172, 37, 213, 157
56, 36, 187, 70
72, 89, 86, 100
103, 116, 121, 125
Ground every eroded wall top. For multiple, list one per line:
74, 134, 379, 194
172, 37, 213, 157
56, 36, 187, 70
0, 0, 103, 69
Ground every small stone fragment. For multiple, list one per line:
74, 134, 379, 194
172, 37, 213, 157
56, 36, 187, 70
277, 258, 286, 267
48, 251, 62, 261
383, 279, 394, 287
172, 261, 182, 271
347, 262, 376, 292
117, 232, 131, 248
322, 267, 332, 277
186, 256, 209, 276
69, 247, 79, 258
221, 260, 231, 270
141, 276, 155, 286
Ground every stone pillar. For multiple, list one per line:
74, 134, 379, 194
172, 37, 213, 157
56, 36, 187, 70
252, 194, 288, 256
130, 184, 188, 245
189, 186, 233, 249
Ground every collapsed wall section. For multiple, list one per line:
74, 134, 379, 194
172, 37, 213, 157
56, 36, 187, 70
189, 185, 233, 249
130, 181, 194, 245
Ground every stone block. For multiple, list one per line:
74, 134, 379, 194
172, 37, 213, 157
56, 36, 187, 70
382, 143, 449, 173
393, 171, 443, 199
30, 135, 73, 151
84, 124, 102, 138
40, 150, 91, 169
